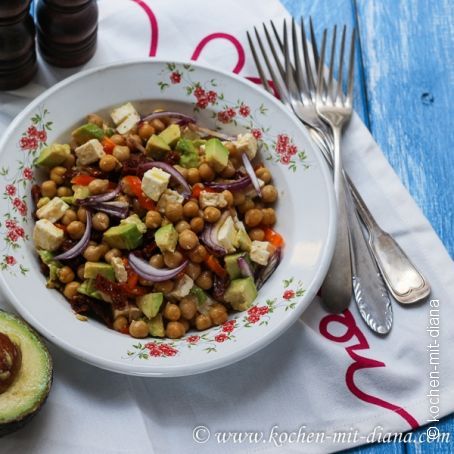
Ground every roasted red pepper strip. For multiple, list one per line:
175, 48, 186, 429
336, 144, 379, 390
71, 174, 96, 186
122, 175, 156, 210
205, 254, 227, 278
264, 227, 284, 248
102, 137, 116, 154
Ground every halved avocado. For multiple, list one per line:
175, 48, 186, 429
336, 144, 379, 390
0, 310, 52, 437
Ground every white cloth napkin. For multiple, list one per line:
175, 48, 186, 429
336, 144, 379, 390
1, 1, 453, 452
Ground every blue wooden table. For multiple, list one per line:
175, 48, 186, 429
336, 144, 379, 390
281, 0, 454, 452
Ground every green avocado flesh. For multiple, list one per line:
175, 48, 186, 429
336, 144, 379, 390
0, 311, 52, 436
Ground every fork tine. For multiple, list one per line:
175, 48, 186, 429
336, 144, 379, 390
336, 25, 347, 103
327, 25, 337, 100
309, 16, 319, 67
263, 22, 286, 81
346, 28, 356, 104
316, 29, 327, 101
283, 19, 293, 93
300, 17, 315, 95
246, 31, 273, 95
292, 17, 306, 96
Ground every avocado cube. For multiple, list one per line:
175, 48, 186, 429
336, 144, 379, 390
72, 185, 91, 201
236, 228, 252, 252
137, 292, 163, 319
224, 253, 252, 279
224, 277, 258, 311
159, 123, 181, 147
72, 123, 105, 145
77, 279, 103, 300
35, 143, 71, 168
83, 262, 115, 281
205, 138, 229, 172
148, 314, 165, 337
155, 223, 178, 253
146, 135, 171, 159
103, 223, 143, 250
176, 138, 200, 168
120, 214, 147, 234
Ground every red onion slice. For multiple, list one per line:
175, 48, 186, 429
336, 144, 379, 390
189, 124, 236, 141
89, 201, 129, 219
54, 211, 92, 261
241, 153, 261, 197
205, 175, 252, 192
200, 211, 231, 256
128, 253, 188, 282
140, 111, 195, 126
237, 256, 254, 278
77, 185, 121, 205
138, 161, 191, 198
255, 249, 281, 290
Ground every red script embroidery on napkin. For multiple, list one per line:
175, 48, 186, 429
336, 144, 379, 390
319, 310, 419, 429
131, 0, 159, 56
191, 33, 245, 74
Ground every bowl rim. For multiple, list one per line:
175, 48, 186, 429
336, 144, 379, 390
0, 59, 337, 376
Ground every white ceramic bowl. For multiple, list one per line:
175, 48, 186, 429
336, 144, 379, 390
0, 60, 335, 376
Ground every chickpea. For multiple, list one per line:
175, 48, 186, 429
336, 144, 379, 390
138, 122, 155, 140
67, 221, 85, 240
37, 197, 50, 209
83, 244, 106, 262
58, 266, 75, 284
196, 270, 213, 290
179, 296, 198, 320
87, 113, 103, 127
190, 217, 204, 233
50, 166, 67, 185
41, 180, 57, 197
166, 321, 186, 339
163, 302, 181, 321
209, 304, 228, 325
203, 206, 221, 223
63, 281, 80, 299
63, 153, 76, 170
186, 262, 201, 281
199, 163, 215, 181
77, 207, 87, 223
113, 316, 128, 333
92, 212, 110, 231
112, 145, 130, 162
110, 134, 125, 145
230, 156, 242, 169
154, 280, 174, 294
233, 191, 246, 206
150, 118, 165, 132
222, 190, 234, 206
180, 319, 190, 332
88, 178, 109, 195
175, 220, 191, 233
57, 186, 73, 197
256, 167, 272, 184
249, 227, 265, 241
224, 141, 239, 156
262, 208, 276, 226
144, 210, 161, 229
187, 168, 201, 184
220, 161, 236, 178
99, 154, 117, 172
77, 264, 85, 280
195, 314, 212, 331
61, 209, 77, 226
103, 249, 121, 264
238, 198, 255, 214
261, 184, 278, 203
149, 253, 164, 268
178, 230, 199, 250
183, 200, 199, 218
188, 244, 207, 263
245, 208, 263, 228
129, 320, 149, 338
163, 250, 184, 268
165, 202, 183, 222
174, 165, 188, 180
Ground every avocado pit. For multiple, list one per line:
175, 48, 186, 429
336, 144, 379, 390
0, 333, 21, 394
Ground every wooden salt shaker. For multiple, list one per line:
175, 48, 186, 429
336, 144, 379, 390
36, 0, 98, 68
0, 0, 37, 90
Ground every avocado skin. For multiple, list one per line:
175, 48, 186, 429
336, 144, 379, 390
0, 310, 53, 438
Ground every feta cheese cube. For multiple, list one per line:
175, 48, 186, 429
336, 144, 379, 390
245, 178, 265, 198
250, 240, 272, 266
170, 274, 194, 299
111, 256, 128, 283
157, 189, 185, 213
116, 111, 141, 134
110, 102, 138, 125
217, 216, 238, 253
234, 133, 258, 160
36, 197, 69, 223
75, 139, 105, 166
199, 191, 228, 209
33, 219, 64, 251
141, 168, 171, 201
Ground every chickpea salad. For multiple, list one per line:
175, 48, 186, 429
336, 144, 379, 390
32, 103, 283, 340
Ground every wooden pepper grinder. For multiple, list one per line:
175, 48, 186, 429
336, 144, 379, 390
0, 0, 37, 90
36, 0, 98, 68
